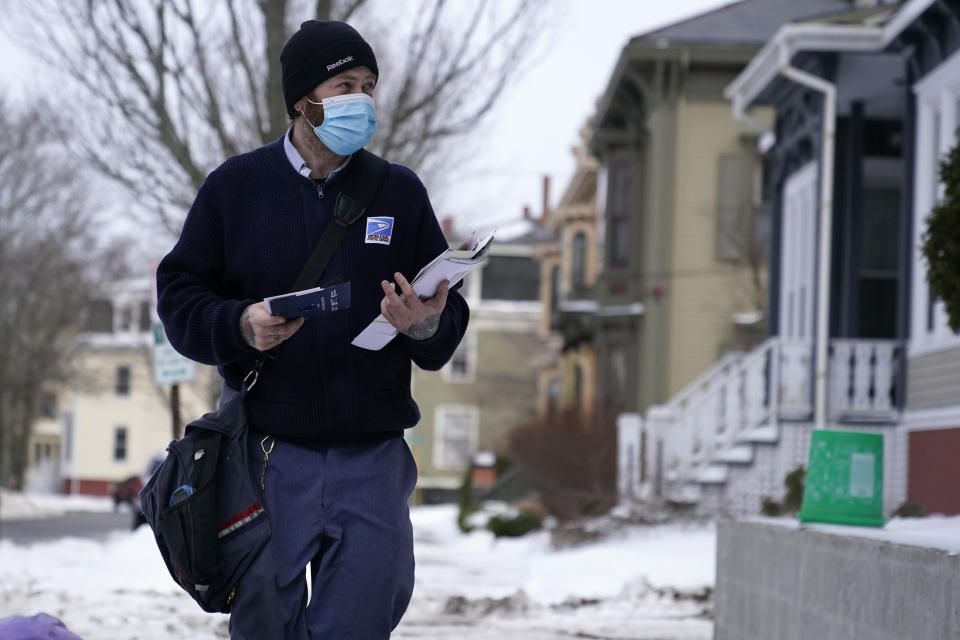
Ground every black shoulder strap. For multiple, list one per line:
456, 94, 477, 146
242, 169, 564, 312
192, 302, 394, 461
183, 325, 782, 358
291, 149, 389, 291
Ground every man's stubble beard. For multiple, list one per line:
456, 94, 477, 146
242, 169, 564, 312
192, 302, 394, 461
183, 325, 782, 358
299, 101, 339, 159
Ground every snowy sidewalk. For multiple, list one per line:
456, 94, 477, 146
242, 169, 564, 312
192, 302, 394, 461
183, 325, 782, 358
0, 497, 715, 639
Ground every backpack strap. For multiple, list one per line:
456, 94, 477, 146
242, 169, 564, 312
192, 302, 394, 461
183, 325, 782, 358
291, 149, 389, 291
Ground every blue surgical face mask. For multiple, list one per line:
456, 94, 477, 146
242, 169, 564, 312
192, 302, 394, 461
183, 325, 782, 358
302, 93, 377, 156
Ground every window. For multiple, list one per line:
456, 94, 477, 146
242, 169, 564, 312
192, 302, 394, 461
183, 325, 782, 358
119, 305, 133, 332
39, 393, 57, 418
85, 300, 113, 332
956, 95, 960, 141
550, 265, 561, 313
443, 332, 474, 383
113, 427, 128, 462
115, 366, 131, 396
607, 160, 633, 267
607, 346, 627, 407
63, 412, 73, 462
139, 301, 153, 332
433, 406, 479, 470
546, 377, 561, 414
573, 364, 583, 409
479, 256, 540, 301
572, 232, 587, 288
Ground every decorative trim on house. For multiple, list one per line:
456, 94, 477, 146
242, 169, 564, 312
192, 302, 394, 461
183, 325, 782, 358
597, 303, 645, 317
903, 404, 960, 432
910, 44, 960, 357
725, 23, 885, 111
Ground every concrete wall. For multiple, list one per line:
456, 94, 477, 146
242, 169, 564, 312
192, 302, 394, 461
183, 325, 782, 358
715, 521, 960, 640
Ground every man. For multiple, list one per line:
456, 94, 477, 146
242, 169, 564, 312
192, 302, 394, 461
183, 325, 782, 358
156, 20, 468, 639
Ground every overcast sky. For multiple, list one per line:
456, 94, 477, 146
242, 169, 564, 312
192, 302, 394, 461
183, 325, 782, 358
436, 0, 736, 234
0, 0, 735, 250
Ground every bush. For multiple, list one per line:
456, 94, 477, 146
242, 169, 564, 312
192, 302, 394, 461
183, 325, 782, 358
922, 135, 960, 332
506, 407, 617, 522
457, 467, 478, 533
760, 465, 805, 516
891, 502, 928, 519
487, 510, 543, 537
783, 465, 805, 512
761, 497, 782, 517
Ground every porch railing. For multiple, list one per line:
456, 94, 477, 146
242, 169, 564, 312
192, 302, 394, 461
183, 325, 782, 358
618, 337, 903, 502
828, 339, 901, 423
643, 338, 780, 492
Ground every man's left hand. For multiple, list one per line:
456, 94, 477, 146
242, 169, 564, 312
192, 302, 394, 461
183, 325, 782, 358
380, 272, 449, 341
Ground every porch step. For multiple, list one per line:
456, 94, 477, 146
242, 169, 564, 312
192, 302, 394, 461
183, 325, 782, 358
666, 483, 702, 505
695, 464, 729, 485
739, 425, 779, 444
715, 444, 755, 465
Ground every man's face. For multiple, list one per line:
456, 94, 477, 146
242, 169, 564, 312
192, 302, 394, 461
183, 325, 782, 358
296, 66, 377, 126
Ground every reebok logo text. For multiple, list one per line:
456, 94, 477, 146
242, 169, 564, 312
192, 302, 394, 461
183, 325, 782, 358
326, 56, 355, 72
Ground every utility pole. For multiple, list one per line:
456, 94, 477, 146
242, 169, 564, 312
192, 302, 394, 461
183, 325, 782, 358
171, 384, 182, 440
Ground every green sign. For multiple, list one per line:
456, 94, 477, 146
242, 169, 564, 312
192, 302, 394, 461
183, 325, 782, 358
798, 430, 885, 528
151, 322, 197, 386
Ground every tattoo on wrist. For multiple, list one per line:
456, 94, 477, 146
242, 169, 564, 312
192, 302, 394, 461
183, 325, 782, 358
240, 307, 257, 347
401, 313, 440, 341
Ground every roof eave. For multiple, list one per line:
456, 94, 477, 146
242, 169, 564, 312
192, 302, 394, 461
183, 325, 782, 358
592, 39, 759, 149
724, 23, 886, 109
882, 0, 935, 47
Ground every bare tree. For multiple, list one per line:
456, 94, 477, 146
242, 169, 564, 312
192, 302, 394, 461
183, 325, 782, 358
7, 0, 546, 235
0, 99, 125, 488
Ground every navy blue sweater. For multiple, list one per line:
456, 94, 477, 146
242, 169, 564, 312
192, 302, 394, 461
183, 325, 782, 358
156, 136, 469, 442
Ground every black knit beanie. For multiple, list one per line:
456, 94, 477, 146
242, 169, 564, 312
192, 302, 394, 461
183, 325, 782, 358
281, 21, 379, 117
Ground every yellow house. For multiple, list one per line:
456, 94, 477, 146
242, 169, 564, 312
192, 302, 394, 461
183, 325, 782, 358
28, 278, 217, 496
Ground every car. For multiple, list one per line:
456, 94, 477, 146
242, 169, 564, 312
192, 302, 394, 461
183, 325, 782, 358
115, 453, 166, 529
112, 475, 143, 510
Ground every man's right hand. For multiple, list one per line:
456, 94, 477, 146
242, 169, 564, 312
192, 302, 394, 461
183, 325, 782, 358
240, 302, 305, 351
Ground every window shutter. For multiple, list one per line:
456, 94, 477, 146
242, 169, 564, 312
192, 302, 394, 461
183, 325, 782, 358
717, 153, 748, 261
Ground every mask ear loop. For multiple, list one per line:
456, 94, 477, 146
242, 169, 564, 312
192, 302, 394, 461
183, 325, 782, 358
300, 99, 323, 129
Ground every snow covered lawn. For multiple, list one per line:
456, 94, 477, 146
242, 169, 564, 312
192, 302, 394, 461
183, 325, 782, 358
0, 488, 116, 521
0, 496, 716, 639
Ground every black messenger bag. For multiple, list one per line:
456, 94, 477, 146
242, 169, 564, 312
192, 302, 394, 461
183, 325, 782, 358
139, 149, 389, 613
139, 386, 266, 612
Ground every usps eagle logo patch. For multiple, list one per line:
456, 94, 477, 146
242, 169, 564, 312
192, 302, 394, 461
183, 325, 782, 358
365, 217, 394, 245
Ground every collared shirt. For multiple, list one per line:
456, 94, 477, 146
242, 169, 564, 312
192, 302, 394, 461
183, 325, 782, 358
284, 128, 349, 180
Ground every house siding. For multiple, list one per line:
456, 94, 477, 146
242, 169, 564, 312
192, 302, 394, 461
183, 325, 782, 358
906, 346, 960, 408
412, 312, 542, 485
68, 347, 217, 486
667, 98, 771, 398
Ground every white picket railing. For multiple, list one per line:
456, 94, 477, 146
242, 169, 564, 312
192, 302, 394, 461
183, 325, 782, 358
618, 337, 902, 503
645, 338, 780, 491
828, 339, 900, 422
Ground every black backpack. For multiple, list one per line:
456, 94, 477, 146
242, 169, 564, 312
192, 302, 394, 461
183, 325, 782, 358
140, 149, 389, 613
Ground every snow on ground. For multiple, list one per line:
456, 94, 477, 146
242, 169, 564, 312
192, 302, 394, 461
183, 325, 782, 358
750, 513, 960, 554
0, 488, 116, 521
0, 497, 715, 639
